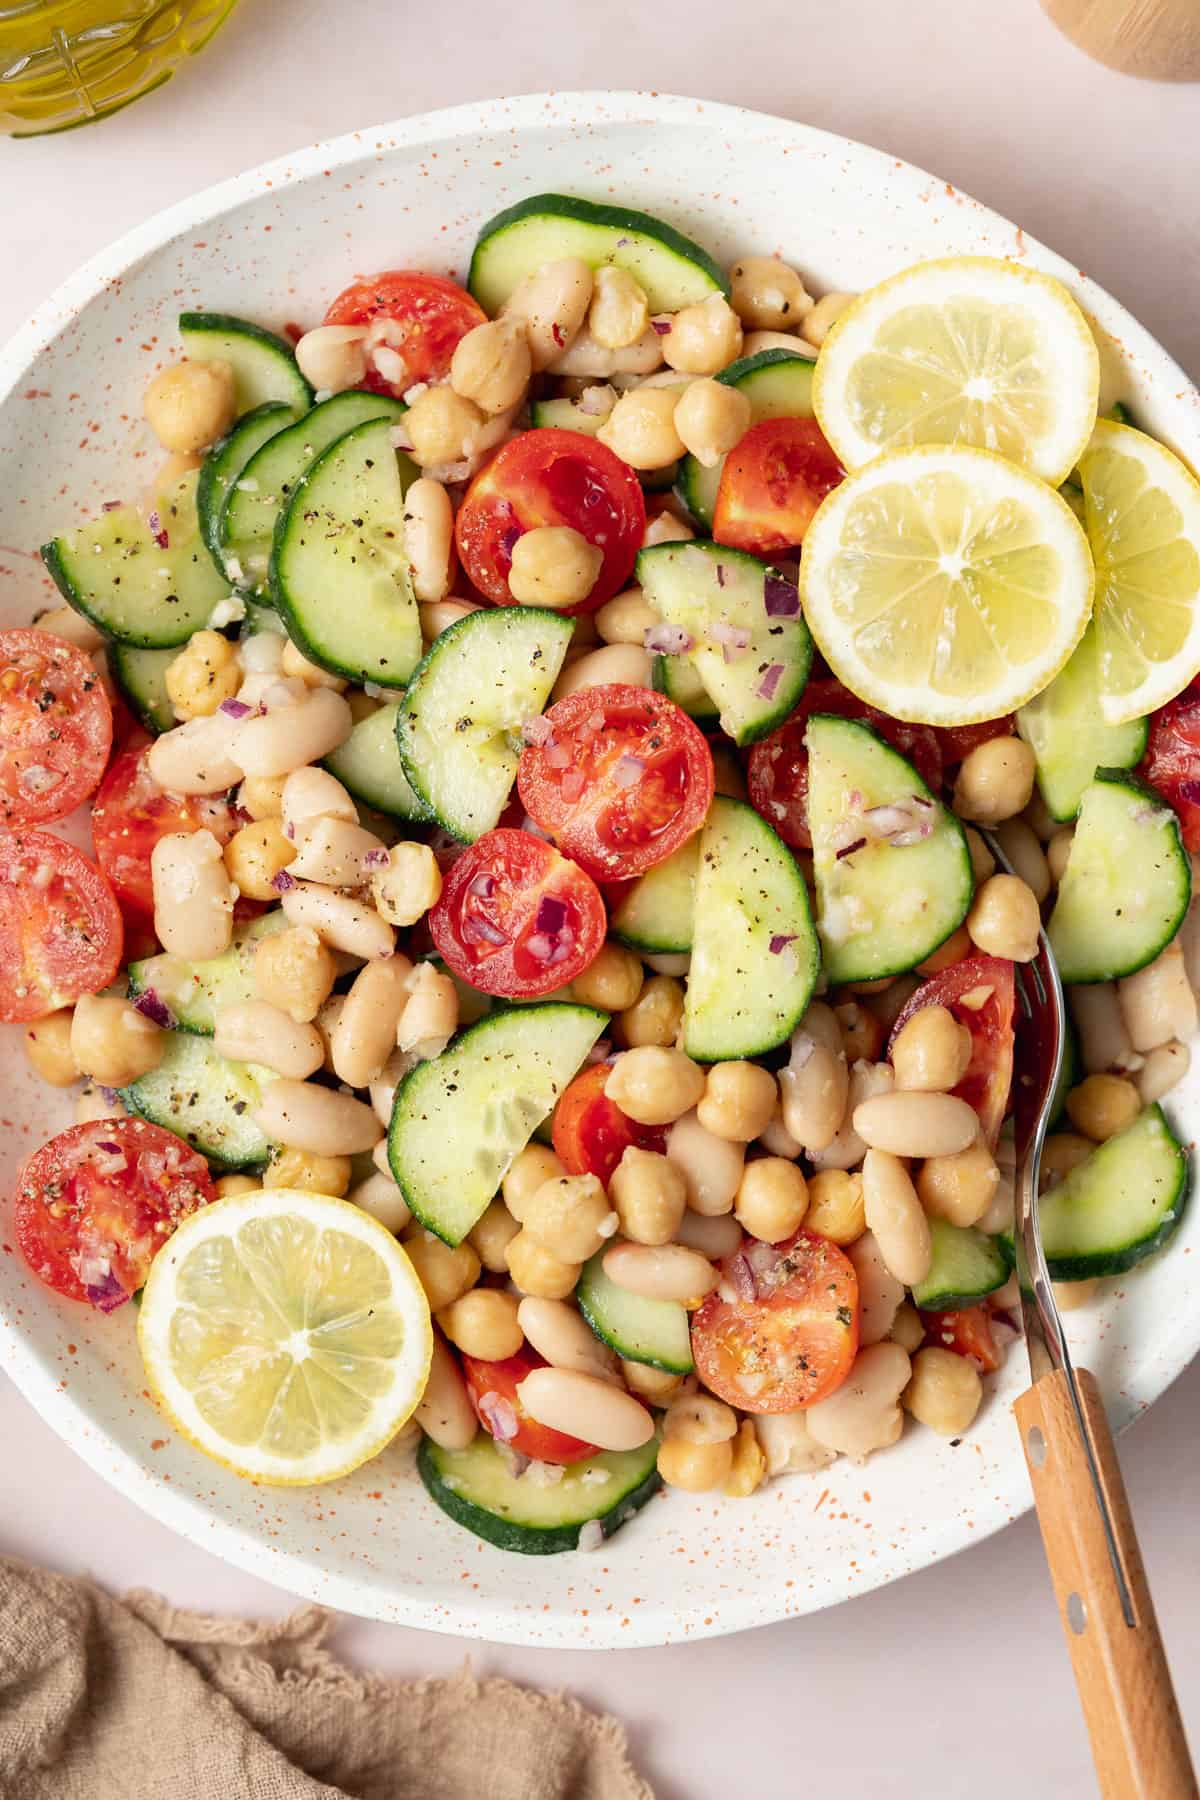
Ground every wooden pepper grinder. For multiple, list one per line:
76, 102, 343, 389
1041, 0, 1200, 79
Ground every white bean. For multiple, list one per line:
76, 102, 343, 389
1117, 942, 1198, 1053
1137, 1040, 1191, 1105
503, 257, 594, 371
740, 330, 818, 359
281, 766, 357, 835
601, 1241, 717, 1304
846, 1231, 906, 1346
805, 1342, 912, 1459
807, 1060, 894, 1171
1070, 980, 1138, 1075
993, 817, 1051, 903
147, 715, 243, 795
552, 643, 653, 699
36, 605, 105, 652
402, 477, 454, 603
331, 956, 414, 1089
754, 1410, 837, 1477
547, 324, 664, 378
673, 1209, 743, 1258
420, 599, 480, 641
666, 1111, 745, 1215
151, 830, 235, 959
861, 1149, 933, 1286
235, 687, 352, 777
516, 1297, 620, 1381
369, 1045, 419, 1125
515, 1367, 654, 1451
254, 1078, 382, 1154
348, 1170, 411, 1235
778, 1004, 849, 1152
1178, 881, 1200, 993
281, 882, 396, 960
416, 1332, 477, 1449
853, 1091, 978, 1159
289, 817, 386, 888
213, 1000, 324, 1079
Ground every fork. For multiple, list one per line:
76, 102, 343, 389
983, 828, 1196, 1798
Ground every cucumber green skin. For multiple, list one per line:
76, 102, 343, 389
576, 1252, 695, 1373
652, 654, 719, 728
178, 312, 312, 414
120, 1035, 275, 1169
127, 913, 287, 1036
196, 402, 299, 565
417, 1433, 662, 1555
468, 193, 728, 315
1016, 624, 1149, 822
108, 643, 176, 735
677, 350, 817, 530
910, 1219, 1009, 1311
322, 702, 427, 821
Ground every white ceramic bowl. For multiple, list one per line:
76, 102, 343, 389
1, 93, 1198, 1649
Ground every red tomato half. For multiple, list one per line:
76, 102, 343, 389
323, 270, 485, 396
518, 684, 713, 880
887, 954, 1015, 1146
0, 629, 112, 827
462, 1346, 599, 1464
936, 717, 1015, 765
712, 416, 843, 556
91, 744, 237, 931
454, 429, 645, 611
429, 827, 606, 998
1141, 681, 1200, 851
0, 829, 123, 1022
921, 1304, 1003, 1374
691, 1230, 859, 1413
552, 1062, 666, 1184
13, 1118, 214, 1309
746, 680, 943, 851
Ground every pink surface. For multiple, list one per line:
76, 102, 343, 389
1, 1, 1198, 1791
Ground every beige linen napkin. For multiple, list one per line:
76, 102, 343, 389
0, 1556, 653, 1799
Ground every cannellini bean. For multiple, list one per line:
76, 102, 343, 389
281, 882, 396, 960
254, 1078, 382, 1155
235, 687, 352, 777
35, 605, 105, 652
806, 1342, 912, 1459
331, 956, 415, 1089
516, 1297, 620, 1381
281, 766, 357, 835
778, 1005, 849, 1152
1069, 981, 1136, 1075
416, 1332, 477, 1449
666, 1111, 745, 1215
213, 1000, 324, 1079
754, 1410, 837, 1477
861, 1149, 933, 1287
740, 330, 818, 359
1137, 1040, 1191, 1105
1117, 942, 1198, 1053
402, 477, 454, 603
515, 1367, 654, 1452
147, 715, 243, 795
420, 598, 480, 640
853, 1091, 978, 1159
993, 817, 1051, 903
396, 962, 458, 1058
502, 257, 594, 371
661, 1391, 737, 1444
348, 1169, 411, 1234
673, 1208, 743, 1259
808, 1060, 895, 1171
151, 830, 235, 959
601, 1241, 717, 1304
369, 1046, 418, 1125
288, 816, 386, 887
547, 323, 664, 378
847, 1229, 906, 1346
552, 643, 653, 699
294, 323, 369, 392
1179, 880, 1200, 992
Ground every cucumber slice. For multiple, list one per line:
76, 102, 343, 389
677, 351, 816, 531
1031, 1105, 1188, 1279
388, 1003, 607, 1244
637, 540, 812, 746
221, 391, 405, 591
396, 607, 573, 840
683, 795, 819, 1061
652, 651, 719, 727
270, 417, 422, 687
610, 835, 698, 953
108, 643, 176, 735
417, 1432, 661, 1555
468, 193, 727, 316
42, 471, 233, 649
911, 1219, 1009, 1311
808, 715, 973, 984
577, 1252, 694, 1371
127, 912, 288, 1035
196, 401, 299, 564
120, 1032, 276, 1168
530, 396, 605, 437
178, 311, 312, 415
1016, 624, 1149, 821
1046, 770, 1190, 983
322, 702, 426, 820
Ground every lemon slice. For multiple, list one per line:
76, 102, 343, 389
799, 444, 1094, 725
138, 1187, 432, 1485
1077, 418, 1200, 724
813, 257, 1099, 486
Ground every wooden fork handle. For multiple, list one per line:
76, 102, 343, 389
1016, 1366, 1197, 1798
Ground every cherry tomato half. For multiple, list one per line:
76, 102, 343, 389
454, 428, 645, 611
0, 628, 112, 827
13, 1117, 214, 1309
691, 1230, 859, 1413
552, 1062, 666, 1184
746, 680, 943, 851
921, 1304, 1003, 1374
429, 827, 606, 999
0, 829, 123, 1023
887, 954, 1015, 1147
1141, 680, 1200, 851
91, 743, 238, 932
518, 684, 714, 880
323, 269, 486, 396
712, 416, 843, 556
462, 1345, 599, 1464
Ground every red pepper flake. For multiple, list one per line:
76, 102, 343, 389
551, 321, 565, 347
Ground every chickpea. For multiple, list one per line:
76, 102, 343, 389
610, 1145, 687, 1245
642, 511, 694, 548
697, 1061, 777, 1142
238, 772, 288, 821
801, 291, 855, 347
401, 1229, 480, 1313
964, 827, 997, 884
1047, 827, 1074, 886
144, 358, 236, 453
804, 1168, 866, 1244
615, 974, 685, 1049
570, 942, 644, 1012
662, 1391, 737, 1444
754, 1410, 836, 1477
468, 1199, 521, 1273
864, 974, 922, 1036
728, 256, 813, 331
606, 1046, 705, 1125
223, 818, 295, 901
1023, 789, 1059, 843
23, 1010, 78, 1087
502, 1144, 566, 1221
1065, 1073, 1141, 1143
404, 385, 484, 467
657, 1434, 734, 1492
502, 257, 594, 372
294, 324, 368, 393
215, 1173, 260, 1199
735, 1158, 808, 1243
507, 524, 603, 608
162, 629, 241, 721
660, 294, 743, 375
952, 737, 1036, 825
889, 1301, 926, 1355
1055, 1277, 1101, 1311
832, 1000, 884, 1063
967, 874, 1041, 962
505, 1228, 581, 1300
70, 995, 164, 1087
254, 925, 336, 1023
916, 1140, 999, 1229
369, 841, 442, 928
588, 266, 650, 350
672, 379, 752, 468
622, 1360, 684, 1403
722, 1419, 767, 1497
1039, 1132, 1094, 1190
522, 1173, 615, 1263
915, 925, 973, 976
438, 1288, 523, 1361
598, 387, 686, 470
891, 1005, 973, 1092
270, 1146, 352, 1196
595, 587, 660, 647
903, 1346, 983, 1437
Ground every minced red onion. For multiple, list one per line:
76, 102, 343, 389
757, 663, 785, 700
19, 765, 61, 795
643, 622, 692, 655
465, 915, 507, 947
218, 698, 253, 719
561, 768, 586, 803
85, 1270, 129, 1313
577, 1520, 605, 1552
835, 836, 867, 860
712, 621, 750, 663
362, 847, 390, 870
477, 1391, 519, 1443
612, 753, 644, 788
101, 499, 121, 512
499, 521, 522, 559
585, 1038, 613, 1065
544, 740, 571, 769
763, 572, 800, 617
535, 894, 569, 935
270, 867, 297, 892
131, 988, 175, 1029
769, 933, 796, 955
95, 1140, 122, 1156
147, 510, 169, 550
578, 384, 615, 416
468, 872, 497, 899
726, 1252, 758, 1303
650, 317, 672, 336
522, 714, 554, 746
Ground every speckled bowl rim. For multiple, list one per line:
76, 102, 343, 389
1, 91, 1198, 1648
